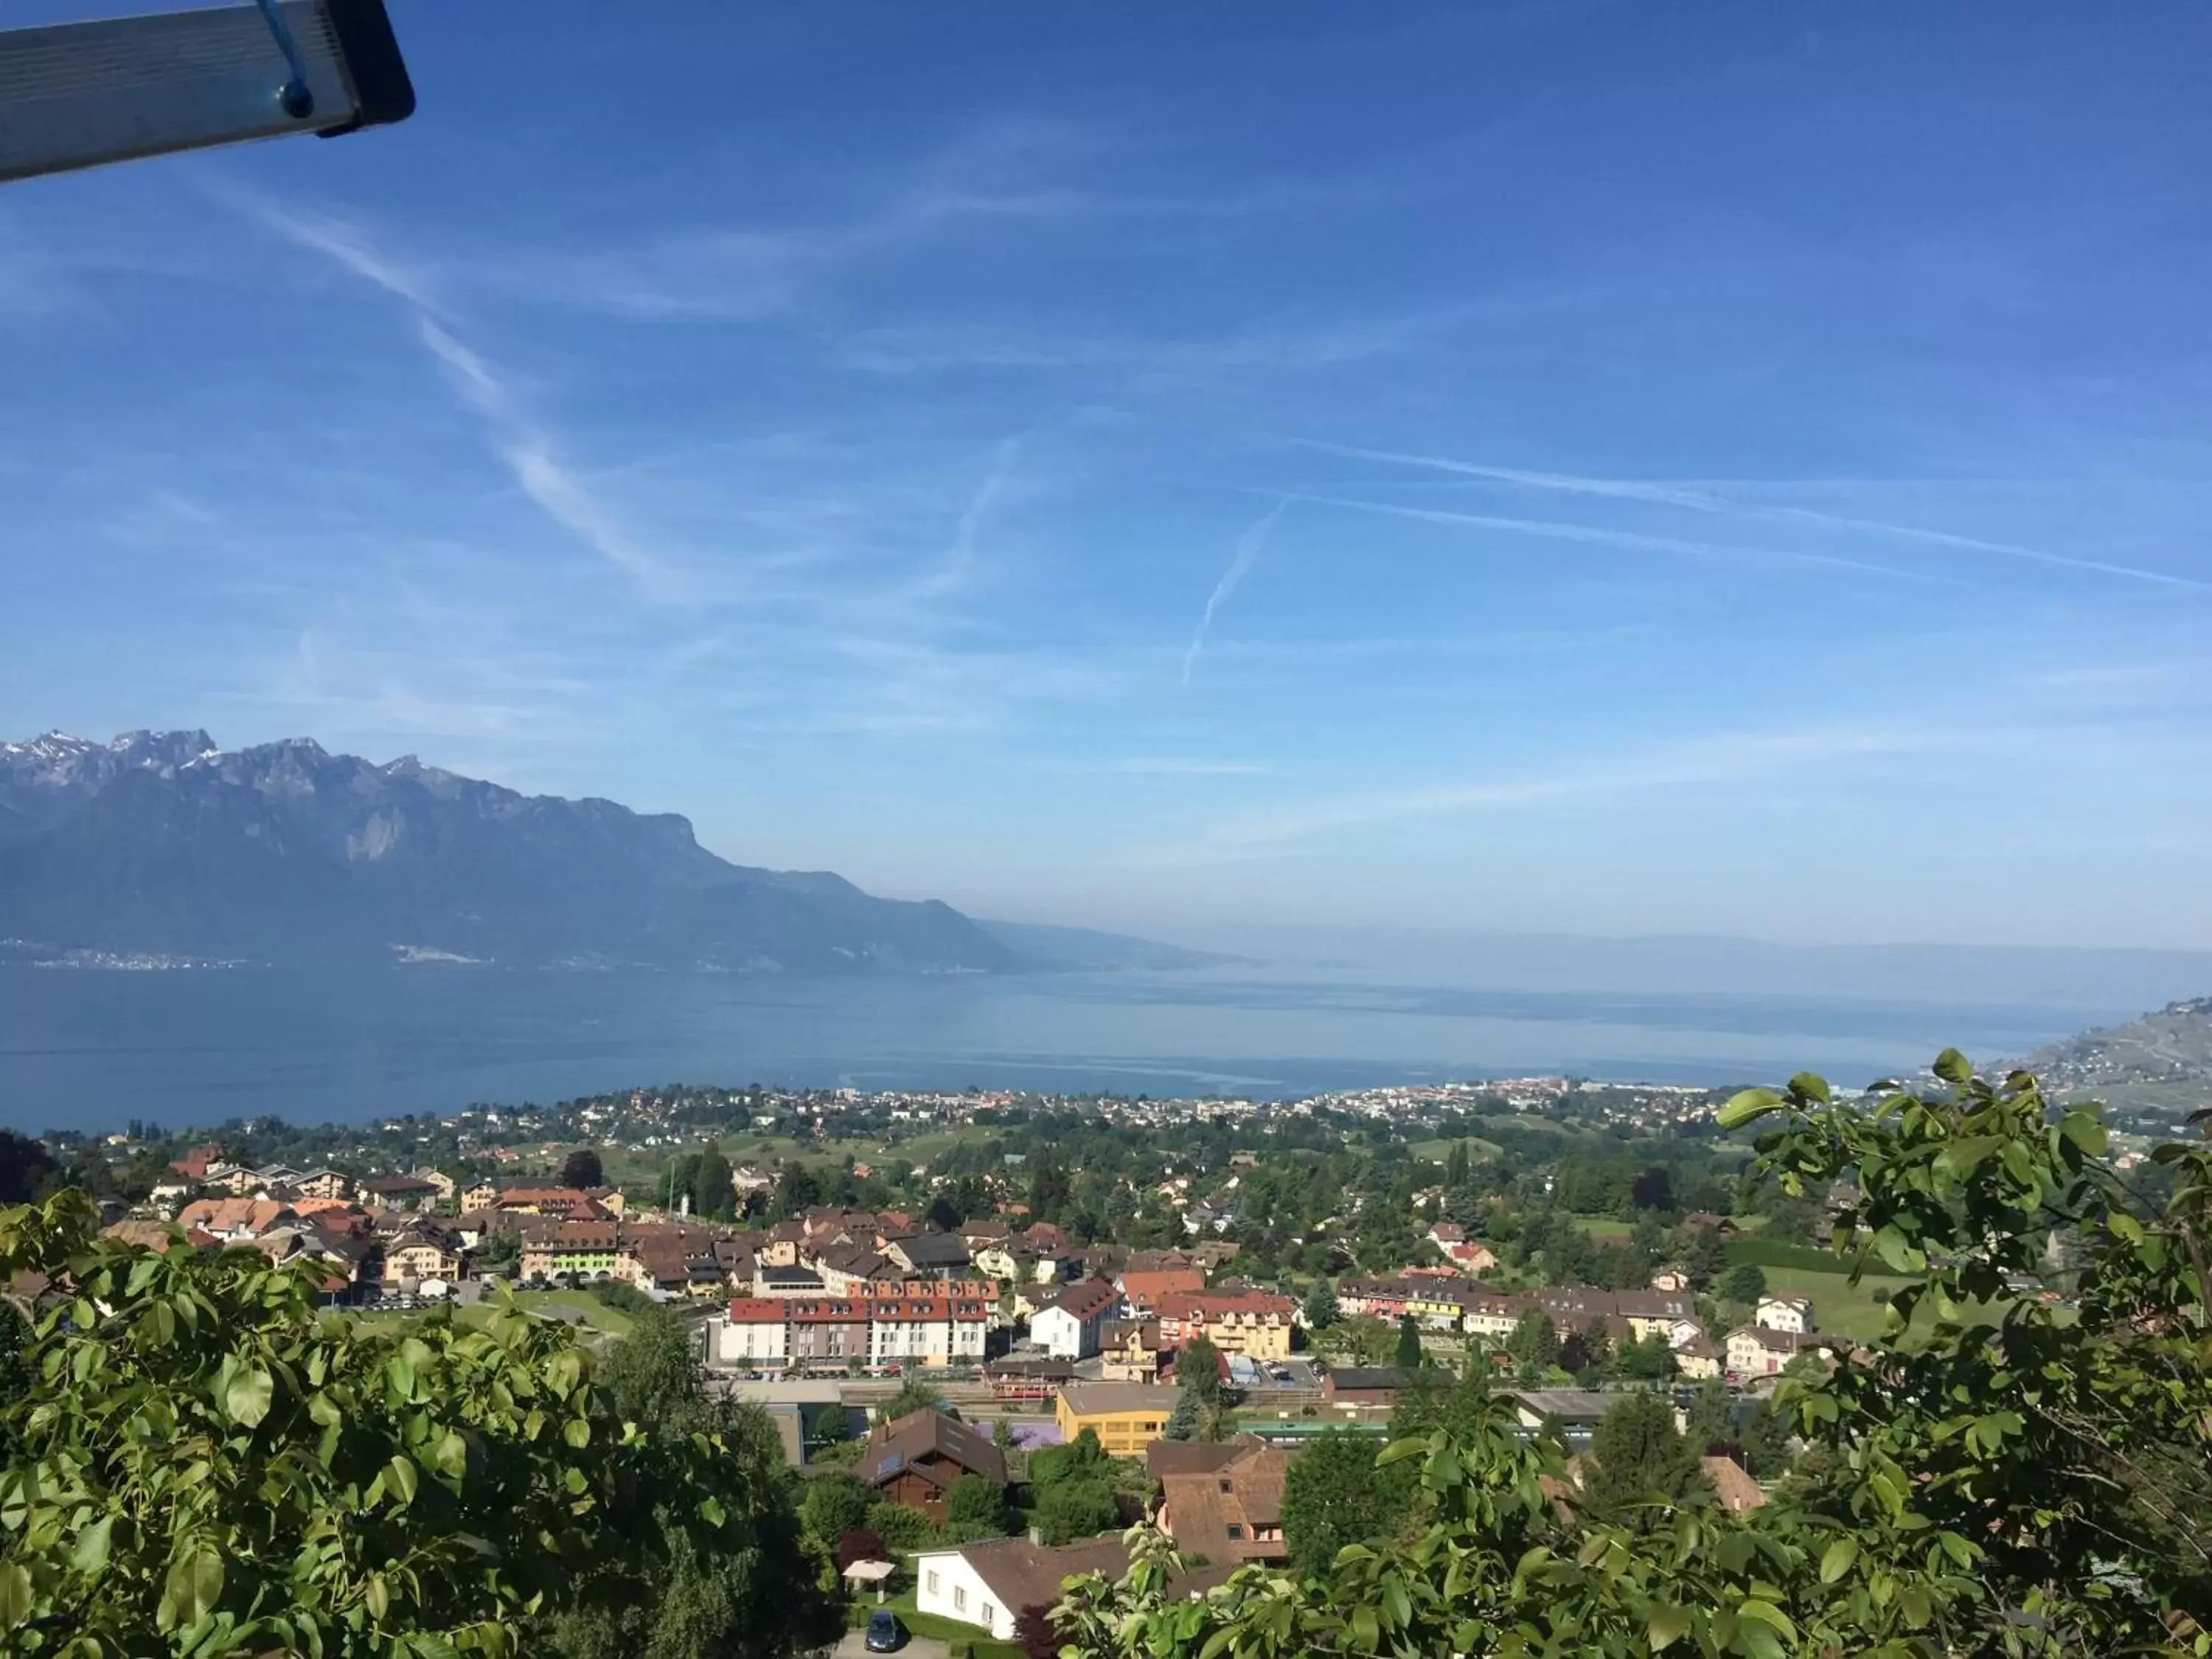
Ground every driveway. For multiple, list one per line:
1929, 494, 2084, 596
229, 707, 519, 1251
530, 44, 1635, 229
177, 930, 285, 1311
830, 1631, 950, 1659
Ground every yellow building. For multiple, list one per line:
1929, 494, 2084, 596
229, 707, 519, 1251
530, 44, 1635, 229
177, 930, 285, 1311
1158, 1291, 1296, 1362
1054, 1382, 1181, 1455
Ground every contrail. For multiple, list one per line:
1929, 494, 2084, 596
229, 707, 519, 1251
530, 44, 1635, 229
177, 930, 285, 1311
1301, 495, 1970, 587
1300, 439, 2210, 592
1183, 496, 1293, 686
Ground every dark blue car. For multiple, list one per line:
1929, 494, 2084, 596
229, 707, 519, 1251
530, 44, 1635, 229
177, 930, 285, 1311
863, 1610, 906, 1652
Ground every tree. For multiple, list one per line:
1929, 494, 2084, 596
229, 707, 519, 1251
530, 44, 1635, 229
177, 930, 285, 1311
1058, 1053, 2212, 1658
0, 1191, 836, 1657
945, 1472, 1012, 1537
807, 1400, 855, 1445
1684, 1377, 1738, 1454
1279, 1430, 1413, 1576
1629, 1165, 1675, 1211
692, 1143, 735, 1222
1175, 1334, 1223, 1407
1582, 1391, 1705, 1528
770, 1163, 823, 1220
1015, 1601, 1062, 1659
1301, 1276, 1340, 1330
560, 1146, 605, 1189
835, 1527, 888, 1570
0, 1130, 58, 1204
1033, 1478, 1119, 1545
1394, 1313, 1425, 1371
1608, 1331, 1677, 1382
1683, 1225, 1728, 1287
1503, 1308, 1557, 1369
1161, 1392, 1200, 1442
877, 1375, 950, 1423
801, 1474, 874, 1547
1720, 1261, 1767, 1305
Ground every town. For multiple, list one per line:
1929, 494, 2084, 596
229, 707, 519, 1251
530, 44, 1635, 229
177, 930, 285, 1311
7, 1065, 2064, 1652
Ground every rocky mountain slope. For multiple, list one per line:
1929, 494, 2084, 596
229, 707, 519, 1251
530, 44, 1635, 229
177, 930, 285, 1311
0, 730, 1022, 974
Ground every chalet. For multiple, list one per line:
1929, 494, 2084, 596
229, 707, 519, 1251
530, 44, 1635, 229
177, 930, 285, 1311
1154, 1436, 1291, 1565
1727, 1324, 1823, 1378
857, 1408, 1008, 1521
1649, 1264, 1691, 1293
1098, 1318, 1162, 1382
1754, 1294, 1813, 1335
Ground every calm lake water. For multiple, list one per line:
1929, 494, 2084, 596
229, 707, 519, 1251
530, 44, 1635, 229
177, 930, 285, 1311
0, 964, 2124, 1134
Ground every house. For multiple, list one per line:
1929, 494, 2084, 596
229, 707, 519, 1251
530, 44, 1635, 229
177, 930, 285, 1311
856, 1409, 1008, 1521
359, 1173, 445, 1211
1682, 1213, 1739, 1236
168, 1144, 224, 1181
1320, 1366, 1411, 1406
1649, 1264, 1691, 1293
1439, 1239, 1500, 1276
1674, 1332, 1724, 1380
383, 1232, 463, 1285
1055, 1382, 1181, 1455
484, 1186, 614, 1222
1703, 1455, 1768, 1514
1500, 1389, 1614, 1439
460, 1180, 501, 1213
1155, 1436, 1291, 1565
1031, 1279, 1120, 1360
1754, 1294, 1813, 1335
1155, 1289, 1297, 1360
886, 1231, 973, 1279
1098, 1319, 1162, 1382
520, 1222, 623, 1283
1727, 1325, 1823, 1378
289, 1169, 352, 1202
914, 1537, 1237, 1639
1610, 1290, 1700, 1343
1115, 1266, 1206, 1315
175, 1197, 296, 1242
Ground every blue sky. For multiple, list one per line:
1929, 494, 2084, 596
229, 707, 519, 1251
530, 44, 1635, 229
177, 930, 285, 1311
5, 1, 2212, 948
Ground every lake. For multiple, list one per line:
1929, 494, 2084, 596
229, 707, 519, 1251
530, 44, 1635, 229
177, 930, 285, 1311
0, 962, 2126, 1133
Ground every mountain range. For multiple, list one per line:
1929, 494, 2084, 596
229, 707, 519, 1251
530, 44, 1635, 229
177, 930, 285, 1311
0, 729, 1190, 975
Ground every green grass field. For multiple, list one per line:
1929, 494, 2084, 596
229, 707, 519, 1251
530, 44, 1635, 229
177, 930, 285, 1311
1752, 1265, 1911, 1345
1572, 1217, 1632, 1240
1409, 1135, 1505, 1164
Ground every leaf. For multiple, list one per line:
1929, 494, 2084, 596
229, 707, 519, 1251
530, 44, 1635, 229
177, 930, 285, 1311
163, 1545, 224, 1629
1820, 1537, 1857, 1585
386, 1455, 420, 1508
366, 1573, 390, 1623
2059, 1111, 2109, 1158
226, 1366, 274, 1429
700, 1495, 726, 1527
1788, 1071, 1832, 1104
436, 1430, 469, 1479
1718, 1088, 1784, 1130
1933, 1048, 1973, 1085
1647, 1604, 1692, 1649
0, 1562, 31, 1630
72, 1512, 114, 1574
563, 1416, 591, 1450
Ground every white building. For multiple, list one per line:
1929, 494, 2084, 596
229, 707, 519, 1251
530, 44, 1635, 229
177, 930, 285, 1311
913, 1537, 1133, 1641
1754, 1294, 1813, 1335
1030, 1279, 1120, 1360
716, 1299, 790, 1366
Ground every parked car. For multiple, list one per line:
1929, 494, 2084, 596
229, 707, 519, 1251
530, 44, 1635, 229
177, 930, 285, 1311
863, 1610, 906, 1652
